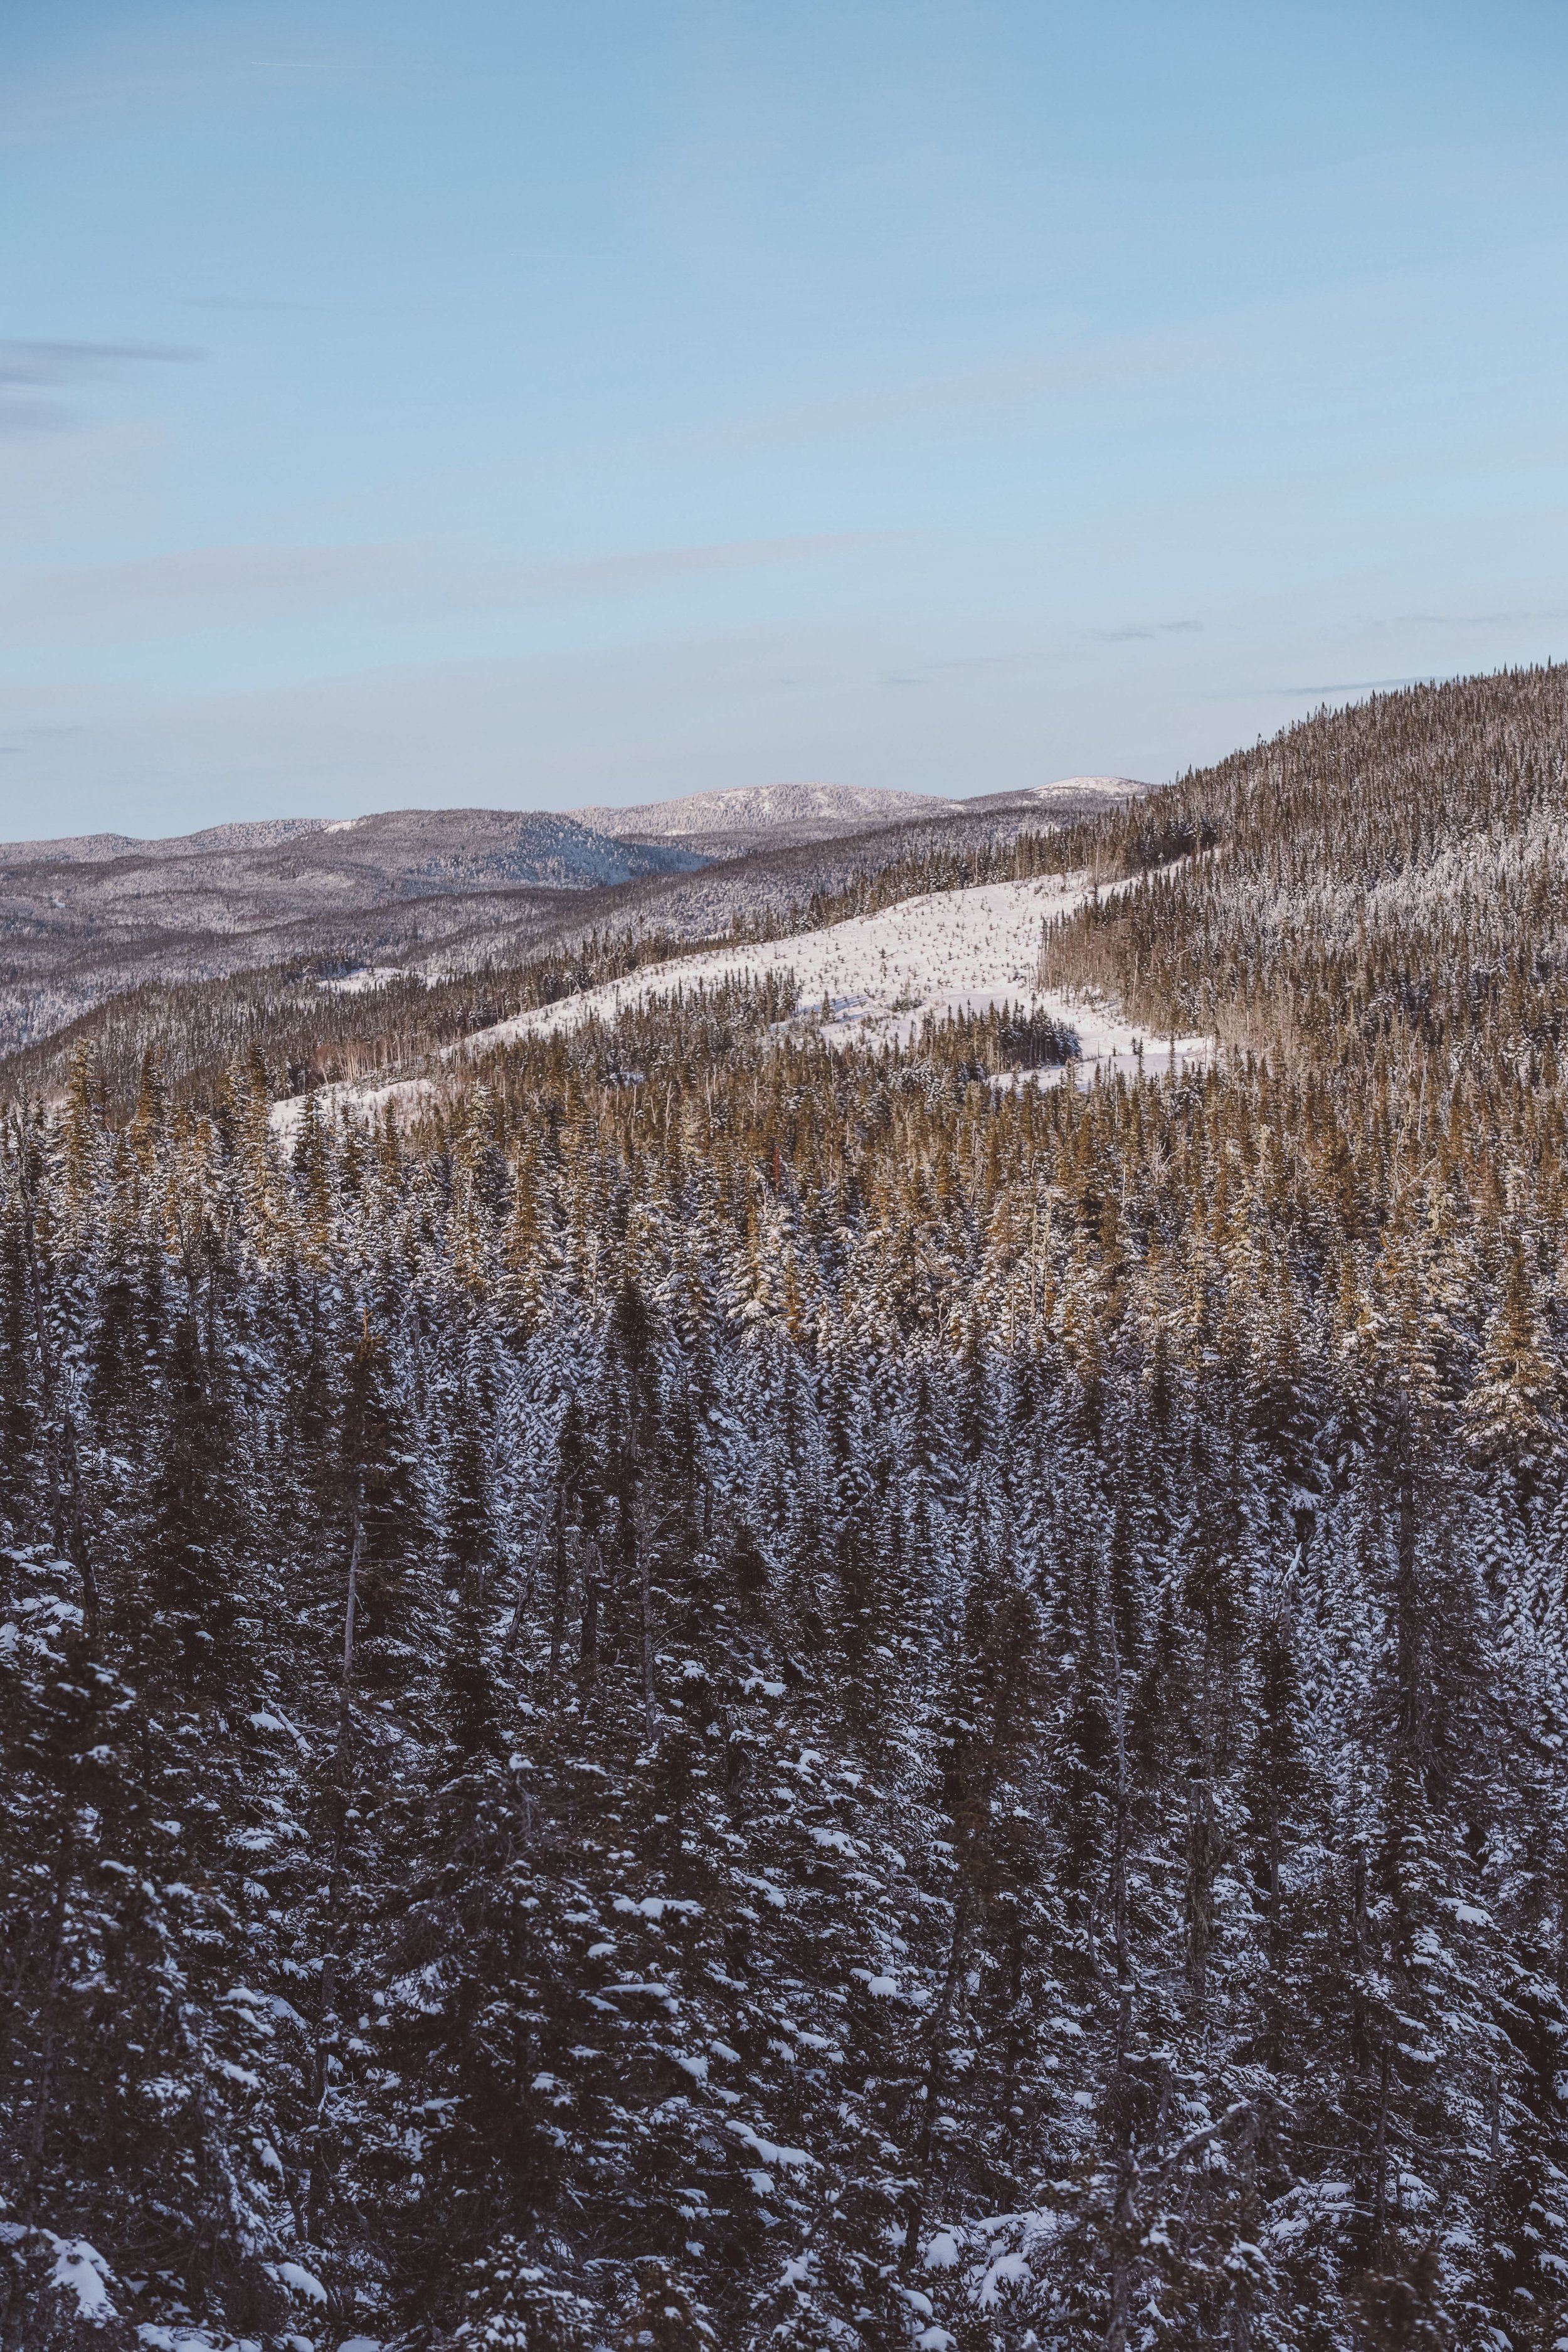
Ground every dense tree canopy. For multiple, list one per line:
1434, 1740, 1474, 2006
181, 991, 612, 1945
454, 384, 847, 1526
4, 667, 1568, 2349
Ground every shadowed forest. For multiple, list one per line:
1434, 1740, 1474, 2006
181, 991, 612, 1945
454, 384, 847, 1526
6, 668, 1568, 2349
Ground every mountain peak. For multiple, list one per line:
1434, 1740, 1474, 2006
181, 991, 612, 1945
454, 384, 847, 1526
573, 781, 960, 852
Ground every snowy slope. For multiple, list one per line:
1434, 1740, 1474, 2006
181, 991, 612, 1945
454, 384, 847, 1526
1022, 773, 1151, 803
572, 781, 960, 856
0, 816, 330, 863
466, 872, 1207, 1070
273, 871, 1208, 1134
571, 777, 1150, 854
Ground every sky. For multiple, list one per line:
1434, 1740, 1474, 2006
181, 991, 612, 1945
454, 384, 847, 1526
3, 0, 1567, 840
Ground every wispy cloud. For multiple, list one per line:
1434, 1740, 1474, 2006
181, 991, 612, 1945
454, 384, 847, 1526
0, 339, 203, 436
0, 531, 896, 642
0, 541, 400, 636
0, 341, 203, 383
1089, 618, 1202, 644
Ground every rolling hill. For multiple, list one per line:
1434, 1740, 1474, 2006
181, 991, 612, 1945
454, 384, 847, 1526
0, 777, 1151, 1068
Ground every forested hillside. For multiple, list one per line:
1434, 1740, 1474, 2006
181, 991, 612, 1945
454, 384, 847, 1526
0, 780, 1124, 1114
5, 667, 1568, 2351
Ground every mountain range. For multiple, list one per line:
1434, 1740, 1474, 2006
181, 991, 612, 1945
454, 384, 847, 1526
0, 777, 1149, 1063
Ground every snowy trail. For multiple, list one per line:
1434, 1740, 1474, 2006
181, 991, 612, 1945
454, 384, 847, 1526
272, 872, 1210, 1134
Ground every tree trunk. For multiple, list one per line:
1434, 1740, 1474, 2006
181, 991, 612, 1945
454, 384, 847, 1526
307, 1505, 363, 2238
901, 1888, 972, 2275
548, 1486, 570, 1696
1186, 1776, 1218, 2011
634, 1511, 655, 1747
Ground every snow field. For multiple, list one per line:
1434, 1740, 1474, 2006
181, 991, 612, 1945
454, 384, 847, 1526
459, 872, 1210, 1081
272, 872, 1210, 1136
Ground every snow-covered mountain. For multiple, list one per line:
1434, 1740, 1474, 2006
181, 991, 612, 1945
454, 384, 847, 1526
0, 780, 1132, 872
0, 777, 1145, 1061
0, 808, 705, 1057
570, 781, 961, 856
0, 816, 334, 865
1023, 772, 1152, 802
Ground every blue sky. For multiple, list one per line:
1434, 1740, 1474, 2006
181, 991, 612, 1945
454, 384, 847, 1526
3, 0, 1566, 837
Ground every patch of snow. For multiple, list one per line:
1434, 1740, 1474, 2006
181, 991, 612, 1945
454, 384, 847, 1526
50, 2237, 117, 2322
1439, 1899, 1492, 1926
272, 867, 1210, 1136
315, 963, 400, 993
272, 1072, 433, 1140
137, 2332, 239, 2350
1024, 773, 1152, 802
270, 2260, 328, 2305
730, 2119, 818, 2171
457, 869, 1209, 1085
977, 2250, 1030, 2307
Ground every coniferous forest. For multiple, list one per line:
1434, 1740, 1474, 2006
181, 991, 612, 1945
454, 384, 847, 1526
10, 666, 1568, 2350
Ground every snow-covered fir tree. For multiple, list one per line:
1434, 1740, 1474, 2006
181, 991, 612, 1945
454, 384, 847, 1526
4, 667, 1568, 2347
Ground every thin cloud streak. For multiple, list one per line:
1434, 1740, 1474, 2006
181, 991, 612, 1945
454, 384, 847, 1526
1089, 619, 1202, 643
0, 339, 204, 439
0, 341, 204, 384
0, 531, 901, 643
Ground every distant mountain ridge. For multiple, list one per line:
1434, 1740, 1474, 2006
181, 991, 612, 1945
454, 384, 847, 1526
1024, 773, 1150, 802
0, 816, 331, 865
0, 775, 1153, 1060
0, 808, 706, 1059
0, 778, 1150, 868
570, 781, 960, 856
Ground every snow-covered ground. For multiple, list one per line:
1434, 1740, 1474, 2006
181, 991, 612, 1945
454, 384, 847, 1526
314, 964, 402, 995
1018, 773, 1149, 803
272, 871, 1209, 1137
571, 778, 956, 839
457, 871, 1208, 1074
